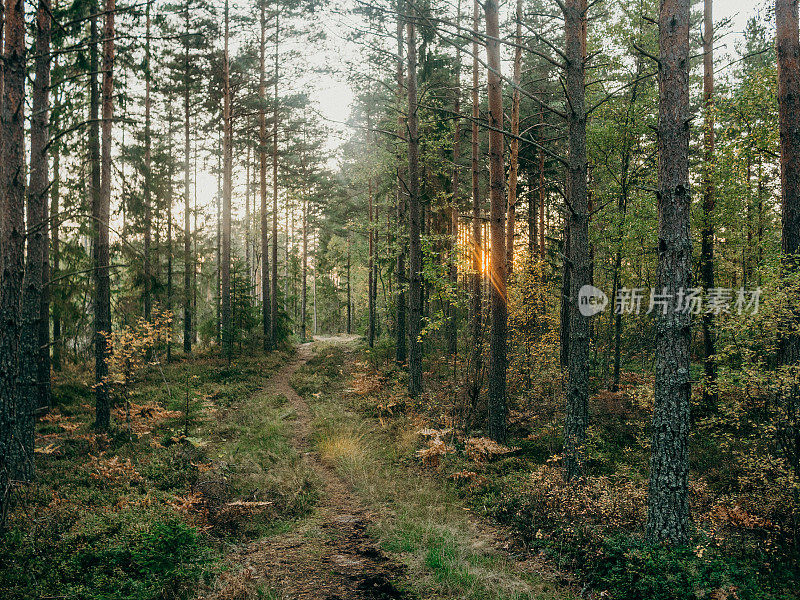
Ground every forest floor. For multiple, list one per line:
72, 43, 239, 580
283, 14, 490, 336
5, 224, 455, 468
1, 336, 579, 600
204, 336, 576, 600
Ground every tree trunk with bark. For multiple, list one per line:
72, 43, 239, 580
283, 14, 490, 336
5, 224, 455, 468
776, 0, 800, 538
448, 0, 462, 357
646, 0, 692, 545
469, 0, 483, 409
368, 109, 375, 348
143, 2, 152, 321
183, 3, 192, 354
95, 0, 115, 431
166, 118, 174, 362
1, 0, 27, 500
485, 0, 507, 443
259, 0, 271, 351
395, 0, 407, 365
506, 0, 522, 274
271, 11, 280, 349
562, 0, 590, 481
407, 10, 422, 397
52, 125, 61, 371
20, 0, 52, 478
221, 0, 232, 357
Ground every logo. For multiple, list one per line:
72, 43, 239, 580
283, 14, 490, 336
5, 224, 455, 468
578, 285, 608, 317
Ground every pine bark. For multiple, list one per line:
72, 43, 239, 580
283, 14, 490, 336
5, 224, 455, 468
183, 3, 192, 354
143, 2, 152, 321
367, 110, 375, 348
301, 133, 308, 342
485, 0, 507, 443
37, 0, 53, 411
395, 0, 407, 365
95, 0, 115, 430
166, 119, 174, 362
221, 0, 232, 357
562, 0, 590, 480
506, 0, 522, 273
1, 0, 27, 498
646, 0, 692, 545
20, 0, 52, 476
347, 235, 352, 334
52, 129, 61, 371
776, 0, 800, 530
407, 11, 422, 397
469, 0, 483, 407
270, 11, 280, 348
259, 0, 271, 351
777, 0, 800, 315
448, 0, 462, 357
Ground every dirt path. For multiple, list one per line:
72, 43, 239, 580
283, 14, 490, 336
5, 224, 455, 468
213, 342, 410, 600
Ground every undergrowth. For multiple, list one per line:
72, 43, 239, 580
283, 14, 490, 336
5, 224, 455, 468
309, 337, 800, 600
1, 347, 316, 600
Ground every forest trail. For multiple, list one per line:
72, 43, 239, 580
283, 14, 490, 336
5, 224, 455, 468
214, 339, 410, 600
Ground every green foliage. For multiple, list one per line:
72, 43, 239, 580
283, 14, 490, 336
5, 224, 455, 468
0, 511, 211, 600
592, 536, 783, 600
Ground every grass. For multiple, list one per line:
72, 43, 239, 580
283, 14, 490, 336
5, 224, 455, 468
291, 341, 575, 600
1, 346, 317, 600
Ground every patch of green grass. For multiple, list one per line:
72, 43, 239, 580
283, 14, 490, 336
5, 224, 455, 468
211, 390, 320, 538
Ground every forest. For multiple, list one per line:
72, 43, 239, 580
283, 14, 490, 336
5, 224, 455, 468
0, 0, 799, 597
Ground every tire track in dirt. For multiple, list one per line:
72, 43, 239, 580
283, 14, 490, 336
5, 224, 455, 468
209, 341, 410, 600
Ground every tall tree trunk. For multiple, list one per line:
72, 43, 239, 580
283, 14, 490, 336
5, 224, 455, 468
448, 0, 462, 357
143, 2, 152, 321
246, 144, 251, 288
39, 0, 54, 411
539, 125, 546, 258
95, 0, 115, 430
646, 0, 692, 545
183, 3, 192, 353
506, 0, 522, 273
1, 0, 27, 500
469, 0, 483, 408
221, 0, 232, 357
562, 0, 590, 480
407, 9, 422, 397
52, 124, 62, 372
216, 136, 221, 344
270, 10, 279, 348
301, 129, 308, 342
88, 0, 101, 406
485, 0, 507, 443
700, 0, 717, 411
192, 147, 198, 344
301, 195, 308, 341
395, 0, 407, 365
776, 0, 800, 539
368, 110, 375, 348
259, 0, 271, 351
347, 234, 352, 334
166, 118, 174, 362
560, 223, 570, 370
20, 0, 52, 473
